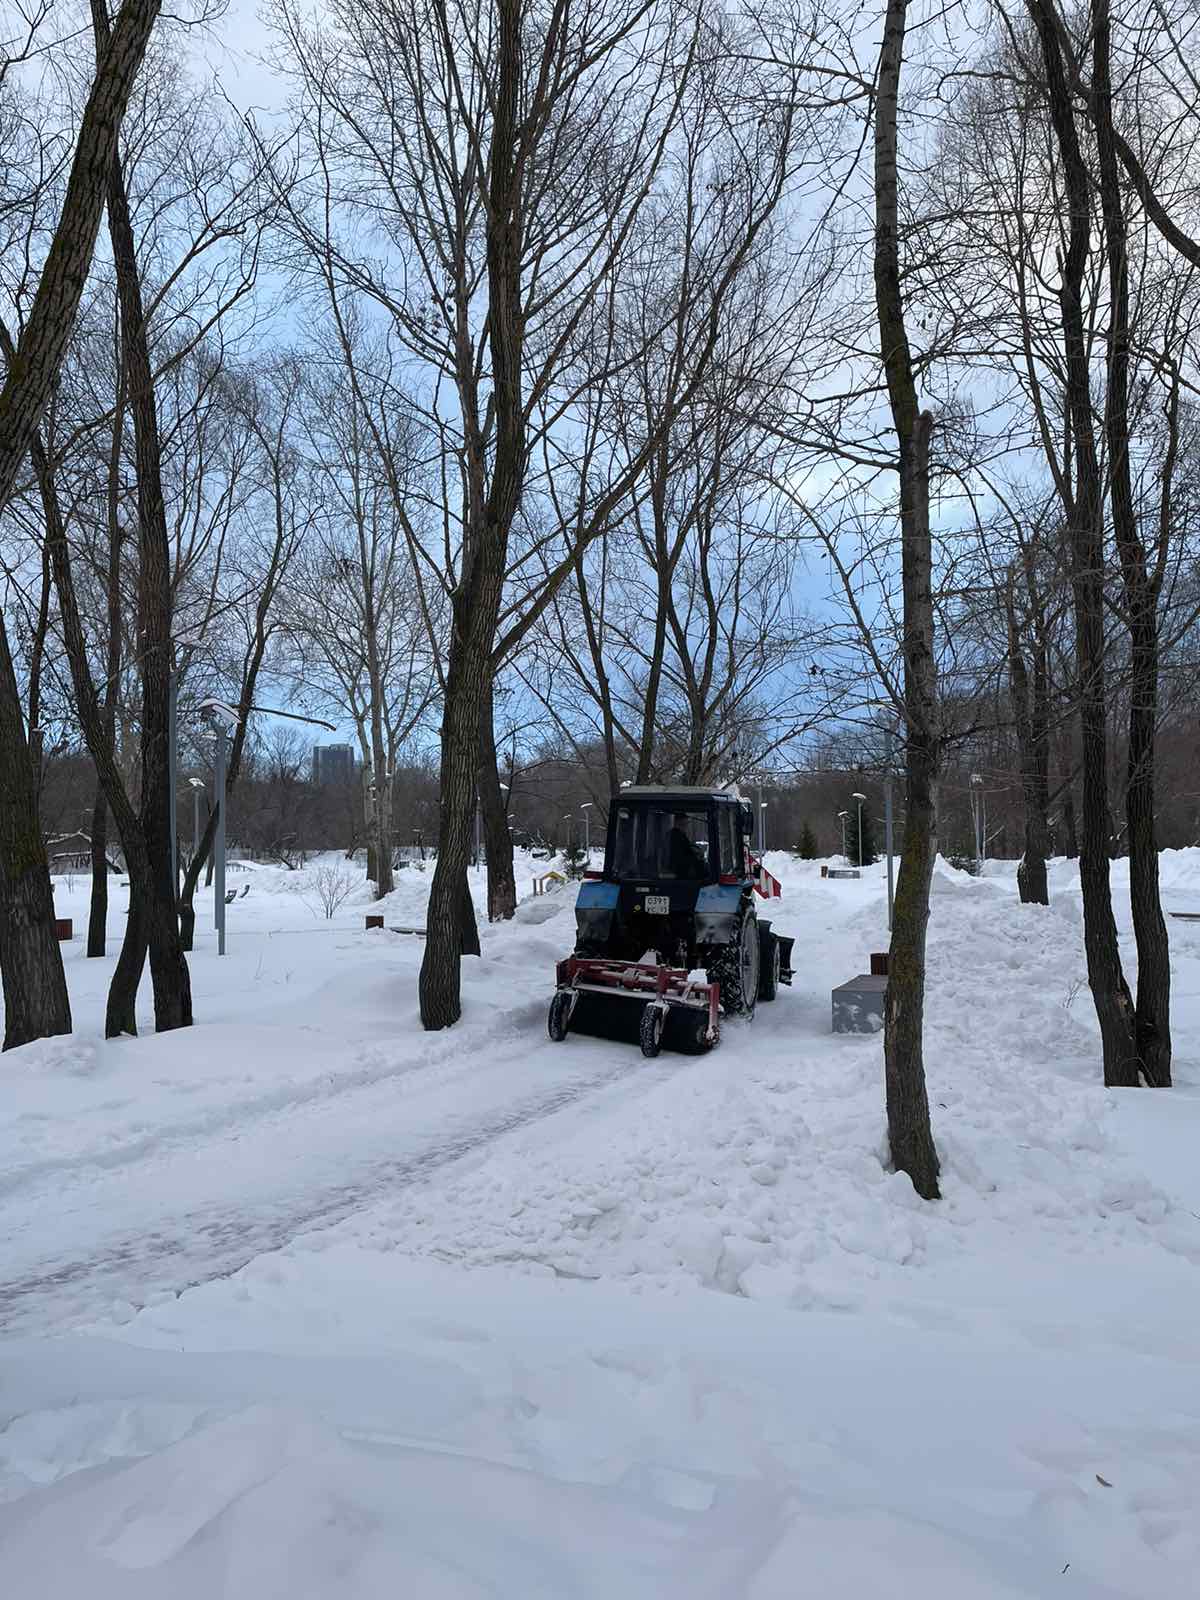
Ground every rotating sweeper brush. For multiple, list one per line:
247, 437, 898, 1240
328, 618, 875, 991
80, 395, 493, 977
547, 786, 794, 1057
550, 956, 720, 1057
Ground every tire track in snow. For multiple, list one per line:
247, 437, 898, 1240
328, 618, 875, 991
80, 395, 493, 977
0, 1041, 683, 1336
0, 998, 553, 1204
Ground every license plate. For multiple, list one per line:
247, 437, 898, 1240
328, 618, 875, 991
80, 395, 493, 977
644, 895, 670, 915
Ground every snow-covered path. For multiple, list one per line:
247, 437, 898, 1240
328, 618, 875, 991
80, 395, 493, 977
0, 1017, 691, 1335
1, 863, 697, 1332
5, 851, 1200, 1597
3, 855, 860, 1336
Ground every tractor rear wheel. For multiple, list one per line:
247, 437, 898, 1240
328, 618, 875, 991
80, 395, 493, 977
758, 930, 780, 1002
707, 907, 759, 1018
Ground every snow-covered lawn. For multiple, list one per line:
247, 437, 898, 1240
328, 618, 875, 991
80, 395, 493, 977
2, 850, 1200, 1595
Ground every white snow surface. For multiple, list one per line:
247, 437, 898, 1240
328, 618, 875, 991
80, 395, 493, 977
2, 848, 1200, 1596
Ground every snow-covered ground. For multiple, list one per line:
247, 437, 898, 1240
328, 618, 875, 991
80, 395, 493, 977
2, 848, 1200, 1596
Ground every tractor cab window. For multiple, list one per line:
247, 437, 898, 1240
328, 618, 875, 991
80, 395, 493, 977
718, 805, 743, 877
611, 806, 712, 881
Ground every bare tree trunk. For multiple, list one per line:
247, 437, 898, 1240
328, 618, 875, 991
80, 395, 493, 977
88, 375, 126, 959
634, 447, 674, 784
90, 0, 190, 1033
179, 807, 214, 953
368, 748, 393, 899
458, 870, 480, 957
0, 0, 160, 1049
420, 0, 523, 1027
0, 621, 71, 1049
87, 790, 110, 957
25, 541, 52, 753
480, 680, 516, 921
875, 0, 940, 1200
1006, 570, 1050, 905
422, 590, 500, 1022
363, 606, 394, 900
1092, 0, 1170, 1086
39, 424, 150, 1037
108, 867, 149, 1037
1027, 0, 1138, 1086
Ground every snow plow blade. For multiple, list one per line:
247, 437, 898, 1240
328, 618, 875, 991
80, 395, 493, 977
548, 957, 719, 1057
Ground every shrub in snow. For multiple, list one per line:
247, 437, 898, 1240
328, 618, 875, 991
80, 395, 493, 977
305, 863, 357, 919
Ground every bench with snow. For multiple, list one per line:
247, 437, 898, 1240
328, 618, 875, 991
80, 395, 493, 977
364, 916, 426, 936
822, 866, 861, 880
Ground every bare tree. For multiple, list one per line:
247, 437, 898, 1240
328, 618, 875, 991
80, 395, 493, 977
0, 0, 163, 1048
281, 324, 440, 900
1021, 0, 1162, 1085
19, 14, 273, 1031
175, 358, 308, 949
873, 0, 940, 1200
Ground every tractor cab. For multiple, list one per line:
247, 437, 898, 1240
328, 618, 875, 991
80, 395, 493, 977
604, 788, 753, 887
574, 788, 756, 964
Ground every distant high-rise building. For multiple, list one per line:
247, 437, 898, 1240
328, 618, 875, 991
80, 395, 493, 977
312, 743, 355, 786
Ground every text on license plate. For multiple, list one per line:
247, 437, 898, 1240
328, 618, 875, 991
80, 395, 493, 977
644, 895, 670, 915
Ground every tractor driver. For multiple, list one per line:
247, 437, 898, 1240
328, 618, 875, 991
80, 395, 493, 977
666, 812, 706, 879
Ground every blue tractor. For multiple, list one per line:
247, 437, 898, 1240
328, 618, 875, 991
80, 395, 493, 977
548, 786, 794, 1056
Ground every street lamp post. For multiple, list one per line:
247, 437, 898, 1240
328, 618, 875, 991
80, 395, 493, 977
562, 814, 573, 853
580, 801, 593, 861
474, 782, 510, 867
837, 810, 849, 863
884, 771, 895, 930
970, 773, 983, 862
851, 791, 866, 868
213, 723, 227, 955
169, 668, 178, 893
188, 777, 205, 861
759, 801, 768, 854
